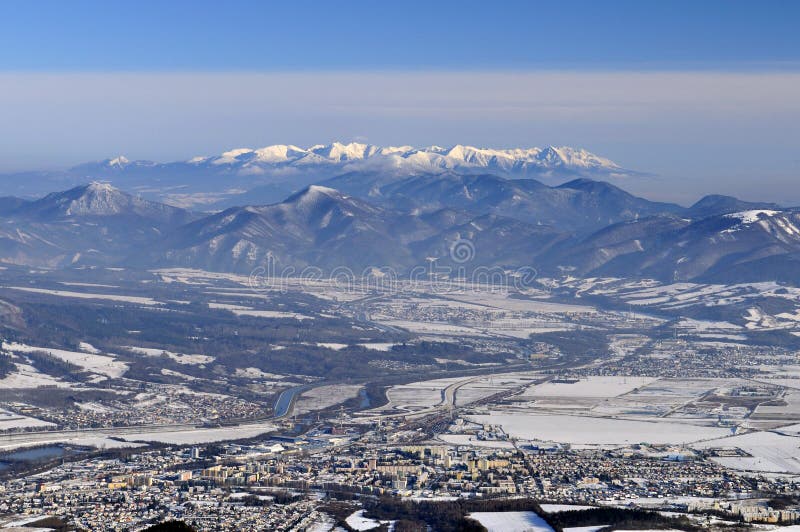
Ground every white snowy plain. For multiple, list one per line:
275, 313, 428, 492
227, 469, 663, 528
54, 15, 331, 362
468, 511, 554, 532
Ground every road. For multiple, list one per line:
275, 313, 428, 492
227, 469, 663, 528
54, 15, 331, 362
355, 374, 489, 422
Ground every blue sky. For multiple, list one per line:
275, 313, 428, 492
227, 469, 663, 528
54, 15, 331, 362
0, 0, 798, 203
2, 0, 798, 71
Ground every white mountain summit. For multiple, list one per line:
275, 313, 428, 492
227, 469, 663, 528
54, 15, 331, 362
182, 142, 624, 177
8, 142, 631, 209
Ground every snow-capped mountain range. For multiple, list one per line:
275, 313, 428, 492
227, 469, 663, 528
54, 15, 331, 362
1, 179, 798, 285
1, 140, 797, 284
181, 142, 624, 176
0, 143, 630, 207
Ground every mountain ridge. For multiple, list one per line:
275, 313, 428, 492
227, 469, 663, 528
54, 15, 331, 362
144, 142, 626, 175
0, 180, 797, 284
0, 143, 634, 204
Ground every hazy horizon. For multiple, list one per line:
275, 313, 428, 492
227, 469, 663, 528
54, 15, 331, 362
0, 1, 798, 204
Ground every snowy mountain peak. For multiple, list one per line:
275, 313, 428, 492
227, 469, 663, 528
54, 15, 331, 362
304, 184, 340, 196
19, 182, 191, 223
106, 156, 130, 168
60, 183, 138, 216
285, 185, 347, 206
85, 181, 117, 193
183, 142, 625, 177
213, 148, 256, 165
253, 144, 305, 163
311, 141, 376, 161
725, 210, 780, 224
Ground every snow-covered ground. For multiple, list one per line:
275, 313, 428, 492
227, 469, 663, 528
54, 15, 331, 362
5, 286, 161, 306
208, 302, 251, 310
2, 342, 128, 379
520, 376, 657, 399
558, 279, 800, 336
540, 504, 597, 513
358, 342, 398, 351
61, 282, 120, 289
344, 510, 382, 531
378, 377, 466, 412
120, 422, 276, 445
0, 408, 55, 431
0, 362, 70, 389
292, 384, 362, 415
209, 302, 314, 320
676, 318, 742, 331
437, 434, 515, 449
454, 374, 538, 406
234, 367, 286, 380
229, 309, 314, 320
0, 514, 61, 528
469, 511, 554, 532
123, 346, 214, 365
78, 342, 100, 354
471, 412, 730, 446
316, 343, 348, 350
379, 319, 484, 336
447, 291, 596, 314
0, 435, 144, 452
693, 430, 800, 474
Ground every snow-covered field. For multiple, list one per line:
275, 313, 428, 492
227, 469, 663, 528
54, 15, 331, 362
207, 302, 251, 310
615, 281, 800, 309
379, 319, 484, 336
0, 362, 70, 389
540, 504, 596, 513
469, 511, 554, 532
79, 342, 100, 354
753, 389, 800, 420
0, 408, 55, 431
521, 376, 657, 399
344, 510, 382, 531
446, 291, 595, 314
676, 318, 748, 339
0, 434, 145, 452
121, 422, 276, 445
693, 430, 800, 474
437, 434, 516, 449
6, 286, 161, 306
61, 282, 120, 289
234, 367, 286, 380
471, 412, 730, 446
565, 279, 800, 335
622, 379, 720, 404
358, 342, 398, 351
292, 384, 362, 415
3, 342, 128, 379
123, 346, 214, 365
316, 343, 348, 350
229, 308, 314, 320
676, 318, 742, 331
370, 291, 589, 339
208, 301, 314, 320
